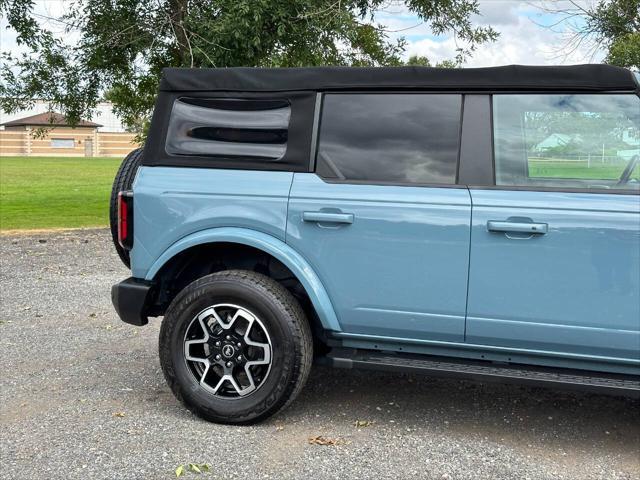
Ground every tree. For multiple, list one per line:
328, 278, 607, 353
589, 0, 640, 69
405, 54, 458, 68
540, 0, 639, 70
0, 0, 496, 133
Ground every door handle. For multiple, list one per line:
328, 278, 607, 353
303, 211, 354, 224
487, 220, 548, 234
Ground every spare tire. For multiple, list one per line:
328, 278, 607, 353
109, 147, 144, 268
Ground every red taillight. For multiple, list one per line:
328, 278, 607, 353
117, 191, 134, 250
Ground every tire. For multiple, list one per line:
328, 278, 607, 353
109, 147, 144, 268
159, 270, 313, 424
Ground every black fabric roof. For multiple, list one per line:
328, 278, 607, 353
160, 64, 638, 93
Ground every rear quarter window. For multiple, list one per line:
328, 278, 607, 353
165, 98, 291, 160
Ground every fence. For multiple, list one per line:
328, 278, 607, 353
0, 129, 140, 157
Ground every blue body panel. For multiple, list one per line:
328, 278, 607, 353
287, 173, 471, 342
467, 190, 640, 360
130, 167, 293, 278
130, 167, 639, 373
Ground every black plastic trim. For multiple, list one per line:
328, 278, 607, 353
318, 348, 640, 396
143, 90, 316, 172
458, 95, 494, 186
308, 92, 323, 172
111, 277, 154, 326
469, 185, 640, 196
317, 176, 468, 189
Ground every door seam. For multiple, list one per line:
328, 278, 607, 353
463, 186, 473, 342
284, 172, 295, 245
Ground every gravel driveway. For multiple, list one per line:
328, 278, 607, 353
1, 229, 638, 480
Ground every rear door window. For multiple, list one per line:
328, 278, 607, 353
493, 94, 640, 191
316, 94, 462, 185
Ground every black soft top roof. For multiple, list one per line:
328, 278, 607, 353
160, 64, 638, 93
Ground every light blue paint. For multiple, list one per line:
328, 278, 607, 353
287, 173, 472, 342
467, 189, 640, 360
129, 165, 640, 373
130, 166, 293, 278
143, 226, 341, 332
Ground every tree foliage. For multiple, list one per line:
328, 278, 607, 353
541, 0, 639, 70
589, 0, 640, 69
0, 0, 496, 131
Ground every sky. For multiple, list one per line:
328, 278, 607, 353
0, 0, 605, 67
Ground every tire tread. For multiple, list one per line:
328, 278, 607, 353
159, 270, 313, 424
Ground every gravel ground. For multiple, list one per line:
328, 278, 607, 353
0, 228, 638, 480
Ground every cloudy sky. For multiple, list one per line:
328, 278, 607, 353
0, 0, 605, 67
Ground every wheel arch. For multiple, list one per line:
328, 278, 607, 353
145, 227, 341, 333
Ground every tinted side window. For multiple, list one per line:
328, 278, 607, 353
493, 94, 640, 191
166, 98, 291, 160
316, 94, 462, 185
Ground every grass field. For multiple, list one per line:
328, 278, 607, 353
528, 159, 637, 180
0, 156, 121, 230
0, 156, 636, 231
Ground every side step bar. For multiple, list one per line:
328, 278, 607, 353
317, 348, 640, 397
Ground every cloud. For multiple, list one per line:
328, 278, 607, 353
382, 0, 606, 67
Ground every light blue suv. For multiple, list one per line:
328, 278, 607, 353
111, 64, 640, 424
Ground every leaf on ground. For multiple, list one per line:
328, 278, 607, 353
112, 411, 125, 418
188, 463, 201, 473
88, 313, 97, 318
199, 464, 210, 473
175, 465, 185, 477
354, 420, 373, 428
308, 435, 342, 446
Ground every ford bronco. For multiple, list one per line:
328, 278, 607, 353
111, 64, 640, 424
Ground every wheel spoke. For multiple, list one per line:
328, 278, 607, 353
185, 311, 211, 363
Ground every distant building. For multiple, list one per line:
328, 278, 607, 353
533, 133, 575, 152
0, 100, 127, 132
618, 128, 640, 161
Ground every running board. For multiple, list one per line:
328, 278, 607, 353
317, 348, 640, 396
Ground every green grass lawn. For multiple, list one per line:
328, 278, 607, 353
528, 159, 637, 180
0, 156, 121, 230
0, 156, 635, 231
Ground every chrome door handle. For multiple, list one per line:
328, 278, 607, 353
303, 211, 354, 224
487, 220, 548, 234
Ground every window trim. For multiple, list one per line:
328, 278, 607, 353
142, 90, 316, 172
312, 91, 465, 188
488, 91, 640, 195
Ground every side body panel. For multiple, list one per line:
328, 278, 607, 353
131, 166, 293, 279
287, 173, 471, 342
467, 190, 640, 360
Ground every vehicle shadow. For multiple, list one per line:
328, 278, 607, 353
285, 365, 640, 455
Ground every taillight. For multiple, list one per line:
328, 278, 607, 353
117, 191, 134, 250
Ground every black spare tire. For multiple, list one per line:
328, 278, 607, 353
109, 147, 143, 268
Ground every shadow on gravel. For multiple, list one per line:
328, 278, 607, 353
285, 366, 640, 452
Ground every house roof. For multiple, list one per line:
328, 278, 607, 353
160, 64, 639, 93
0, 112, 102, 128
